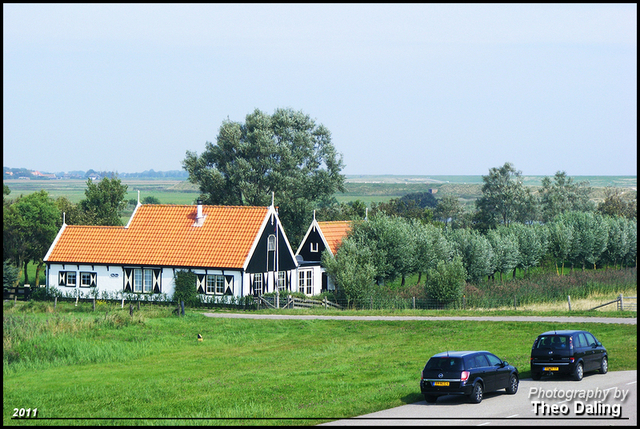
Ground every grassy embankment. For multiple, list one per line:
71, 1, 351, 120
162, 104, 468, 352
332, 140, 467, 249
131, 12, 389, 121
3, 299, 637, 426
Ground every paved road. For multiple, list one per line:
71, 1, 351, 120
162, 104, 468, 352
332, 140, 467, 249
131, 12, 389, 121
203, 312, 636, 325
321, 370, 637, 426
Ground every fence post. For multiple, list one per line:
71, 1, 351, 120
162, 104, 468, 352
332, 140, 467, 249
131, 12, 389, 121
129, 304, 133, 317
619, 294, 623, 311
370, 296, 373, 310
412, 296, 415, 309
93, 298, 96, 311
463, 295, 466, 310
324, 297, 327, 309
180, 300, 185, 316
54, 296, 57, 309
514, 296, 517, 310
567, 295, 572, 311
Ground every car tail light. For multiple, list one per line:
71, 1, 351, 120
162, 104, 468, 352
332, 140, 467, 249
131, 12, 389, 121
420, 371, 424, 381
570, 357, 575, 363
460, 371, 470, 382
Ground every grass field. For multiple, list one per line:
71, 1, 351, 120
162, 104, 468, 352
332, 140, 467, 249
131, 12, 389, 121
3, 301, 637, 426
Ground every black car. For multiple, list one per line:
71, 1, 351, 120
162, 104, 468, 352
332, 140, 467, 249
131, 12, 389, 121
530, 330, 608, 381
420, 351, 519, 404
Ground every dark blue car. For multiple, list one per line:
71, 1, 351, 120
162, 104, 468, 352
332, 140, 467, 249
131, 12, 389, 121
530, 330, 608, 381
420, 351, 519, 404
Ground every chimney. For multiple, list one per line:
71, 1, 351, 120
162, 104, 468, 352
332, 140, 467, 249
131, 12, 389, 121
197, 199, 203, 220
193, 199, 206, 227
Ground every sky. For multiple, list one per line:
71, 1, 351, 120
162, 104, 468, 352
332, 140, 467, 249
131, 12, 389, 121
3, 4, 637, 176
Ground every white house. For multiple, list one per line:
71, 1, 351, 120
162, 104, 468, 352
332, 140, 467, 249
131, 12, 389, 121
43, 201, 298, 301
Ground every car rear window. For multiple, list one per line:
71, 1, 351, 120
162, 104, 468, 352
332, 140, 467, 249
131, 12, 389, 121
535, 335, 570, 349
425, 357, 464, 371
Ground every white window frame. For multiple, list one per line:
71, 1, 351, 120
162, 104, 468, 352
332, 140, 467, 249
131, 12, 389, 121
66, 271, 76, 287
79, 272, 96, 288
277, 271, 285, 292
299, 269, 313, 295
253, 273, 263, 296
133, 269, 143, 293
267, 234, 276, 251
143, 269, 153, 293
310, 242, 319, 252
205, 274, 225, 295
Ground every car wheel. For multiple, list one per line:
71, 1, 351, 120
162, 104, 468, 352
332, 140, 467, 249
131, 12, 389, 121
531, 371, 541, 381
424, 394, 437, 403
599, 356, 608, 374
469, 383, 483, 404
506, 374, 519, 394
572, 362, 584, 381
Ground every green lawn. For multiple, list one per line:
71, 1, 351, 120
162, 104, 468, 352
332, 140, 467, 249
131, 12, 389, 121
3, 302, 636, 425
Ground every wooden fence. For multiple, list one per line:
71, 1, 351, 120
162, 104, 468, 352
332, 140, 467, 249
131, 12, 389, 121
588, 294, 637, 311
256, 295, 342, 310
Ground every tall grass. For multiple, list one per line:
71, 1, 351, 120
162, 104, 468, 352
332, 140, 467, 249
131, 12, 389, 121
464, 267, 637, 308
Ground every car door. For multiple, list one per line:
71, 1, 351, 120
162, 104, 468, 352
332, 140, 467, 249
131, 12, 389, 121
574, 333, 589, 370
473, 354, 495, 391
485, 352, 509, 389
583, 332, 601, 371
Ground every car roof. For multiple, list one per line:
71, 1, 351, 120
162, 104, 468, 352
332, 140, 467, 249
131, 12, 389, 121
430, 351, 490, 358
538, 330, 586, 336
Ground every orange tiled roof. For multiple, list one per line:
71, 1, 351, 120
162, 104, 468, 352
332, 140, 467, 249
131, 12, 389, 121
317, 221, 351, 255
45, 205, 270, 269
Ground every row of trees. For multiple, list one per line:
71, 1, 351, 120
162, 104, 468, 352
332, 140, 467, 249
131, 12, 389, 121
323, 211, 637, 307
3, 177, 129, 286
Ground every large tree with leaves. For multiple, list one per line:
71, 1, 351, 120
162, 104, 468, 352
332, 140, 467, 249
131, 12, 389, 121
474, 162, 533, 230
3, 190, 60, 286
79, 177, 129, 226
183, 108, 345, 243
540, 171, 593, 222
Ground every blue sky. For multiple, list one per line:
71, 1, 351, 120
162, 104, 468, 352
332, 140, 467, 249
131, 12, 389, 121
3, 4, 637, 176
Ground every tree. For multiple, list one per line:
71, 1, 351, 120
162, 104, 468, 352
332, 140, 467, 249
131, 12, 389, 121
475, 162, 528, 230
446, 228, 493, 284
425, 256, 466, 304
510, 223, 548, 277
3, 191, 60, 286
597, 187, 635, 220
486, 227, 519, 282
547, 218, 574, 275
172, 270, 199, 307
434, 194, 463, 227
183, 108, 345, 244
322, 238, 377, 308
540, 171, 593, 222
79, 177, 128, 226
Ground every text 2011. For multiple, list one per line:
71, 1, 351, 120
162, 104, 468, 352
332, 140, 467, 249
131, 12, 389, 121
13, 408, 37, 418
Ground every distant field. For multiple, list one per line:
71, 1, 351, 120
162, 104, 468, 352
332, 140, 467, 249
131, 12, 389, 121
4, 175, 637, 209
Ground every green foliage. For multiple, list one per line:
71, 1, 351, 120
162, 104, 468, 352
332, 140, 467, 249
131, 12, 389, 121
3, 261, 19, 289
172, 270, 199, 306
3, 190, 60, 285
322, 239, 376, 308
540, 171, 593, 222
79, 177, 128, 226
425, 256, 466, 302
475, 162, 532, 230
183, 107, 346, 245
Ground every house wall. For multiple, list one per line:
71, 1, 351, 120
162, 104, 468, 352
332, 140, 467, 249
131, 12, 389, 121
46, 263, 305, 300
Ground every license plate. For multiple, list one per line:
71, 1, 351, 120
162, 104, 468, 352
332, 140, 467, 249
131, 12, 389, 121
544, 367, 559, 371
433, 381, 450, 387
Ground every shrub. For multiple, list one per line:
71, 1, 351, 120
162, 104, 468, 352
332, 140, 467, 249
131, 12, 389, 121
425, 256, 466, 302
172, 270, 199, 306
